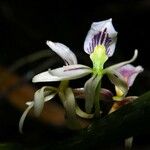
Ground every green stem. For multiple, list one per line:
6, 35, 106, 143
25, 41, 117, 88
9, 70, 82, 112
94, 80, 101, 117
58, 80, 69, 104
59, 80, 69, 92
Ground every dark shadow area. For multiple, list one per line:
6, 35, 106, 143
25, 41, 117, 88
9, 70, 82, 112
0, 0, 150, 149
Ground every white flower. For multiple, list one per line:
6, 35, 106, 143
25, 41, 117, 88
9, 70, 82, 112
19, 18, 143, 131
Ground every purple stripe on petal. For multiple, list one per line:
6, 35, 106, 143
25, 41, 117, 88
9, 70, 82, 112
64, 59, 69, 65
89, 43, 93, 53
89, 28, 113, 56
84, 19, 118, 56
100, 28, 107, 44
97, 32, 101, 45
106, 48, 111, 56
93, 34, 98, 45
94, 31, 101, 46
64, 67, 90, 72
105, 34, 112, 47
92, 38, 95, 50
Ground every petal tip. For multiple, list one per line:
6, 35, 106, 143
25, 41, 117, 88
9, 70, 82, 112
134, 49, 138, 56
109, 18, 112, 21
32, 71, 50, 83
32, 76, 37, 83
46, 40, 54, 47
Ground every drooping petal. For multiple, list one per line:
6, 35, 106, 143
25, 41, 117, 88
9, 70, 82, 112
19, 86, 57, 133
32, 64, 92, 82
125, 137, 133, 150
19, 102, 34, 133
84, 75, 102, 115
46, 41, 77, 65
116, 64, 143, 87
76, 105, 94, 119
34, 86, 57, 116
84, 18, 117, 57
59, 88, 80, 129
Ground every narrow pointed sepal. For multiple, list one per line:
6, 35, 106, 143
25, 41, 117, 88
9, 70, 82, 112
32, 65, 92, 82
33, 86, 57, 116
46, 41, 77, 65
19, 102, 34, 133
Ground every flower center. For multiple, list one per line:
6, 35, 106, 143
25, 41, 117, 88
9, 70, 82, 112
90, 45, 108, 74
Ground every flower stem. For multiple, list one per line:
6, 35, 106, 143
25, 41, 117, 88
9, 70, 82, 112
59, 80, 69, 92
94, 79, 101, 118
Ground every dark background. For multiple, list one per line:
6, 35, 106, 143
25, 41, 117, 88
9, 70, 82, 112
0, 0, 150, 149
0, 0, 150, 69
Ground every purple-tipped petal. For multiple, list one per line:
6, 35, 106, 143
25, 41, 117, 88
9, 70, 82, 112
46, 41, 77, 65
84, 18, 117, 56
107, 64, 143, 100
117, 64, 144, 87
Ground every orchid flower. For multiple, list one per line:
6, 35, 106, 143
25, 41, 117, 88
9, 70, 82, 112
107, 65, 143, 150
19, 41, 93, 133
32, 18, 143, 117
111, 64, 143, 100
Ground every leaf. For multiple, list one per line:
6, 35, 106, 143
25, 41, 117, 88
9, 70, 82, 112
38, 91, 150, 150
0, 143, 22, 150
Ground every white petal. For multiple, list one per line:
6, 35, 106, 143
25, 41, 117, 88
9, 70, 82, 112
32, 71, 60, 82
19, 102, 34, 133
32, 65, 92, 82
84, 75, 102, 114
59, 88, 80, 129
26, 101, 33, 105
34, 86, 57, 116
84, 18, 117, 56
46, 41, 77, 65
104, 49, 138, 73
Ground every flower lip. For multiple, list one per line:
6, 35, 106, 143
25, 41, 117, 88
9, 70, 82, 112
117, 64, 144, 87
84, 18, 118, 57
103, 49, 142, 100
